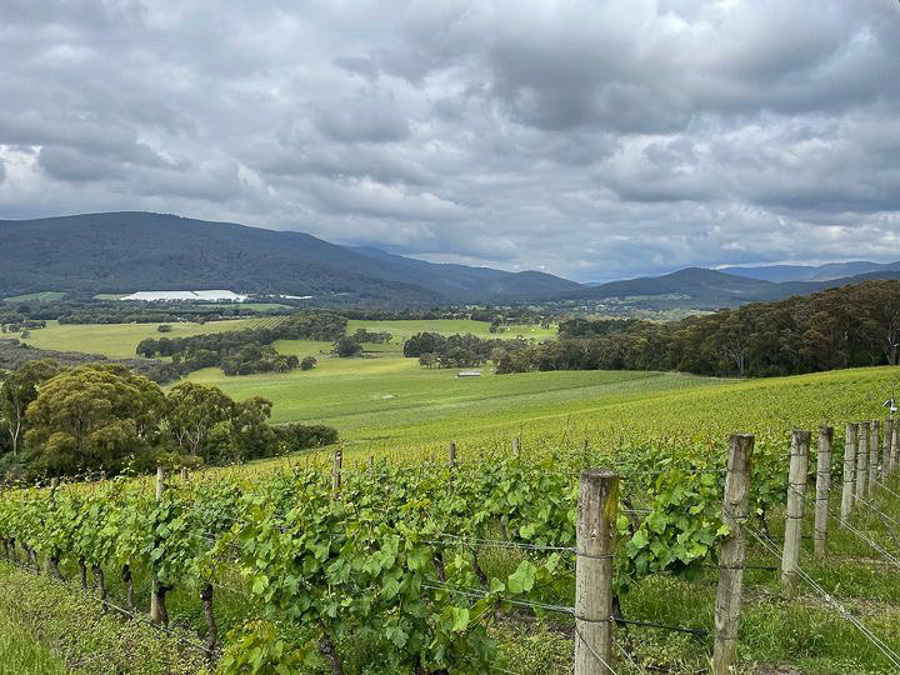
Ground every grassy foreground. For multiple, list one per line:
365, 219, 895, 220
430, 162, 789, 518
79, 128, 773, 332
0, 604, 68, 675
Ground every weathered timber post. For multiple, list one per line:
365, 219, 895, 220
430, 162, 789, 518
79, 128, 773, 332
368, 455, 375, 476
713, 434, 754, 675
841, 424, 858, 523
151, 466, 168, 625
891, 420, 900, 478
180, 466, 189, 481
574, 469, 618, 675
884, 419, 894, 475
513, 436, 521, 458
856, 423, 868, 501
332, 448, 342, 496
813, 427, 833, 559
155, 465, 165, 501
892, 422, 900, 475
448, 442, 457, 467
868, 420, 879, 494
781, 430, 810, 600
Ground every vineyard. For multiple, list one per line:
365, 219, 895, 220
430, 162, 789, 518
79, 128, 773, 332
3, 407, 900, 673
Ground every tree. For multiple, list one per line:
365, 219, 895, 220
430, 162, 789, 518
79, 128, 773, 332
332, 335, 363, 358
231, 396, 275, 461
165, 382, 235, 459
157, 324, 173, 333
0, 359, 61, 456
25, 364, 165, 475
300, 356, 317, 371
136, 338, 158, 358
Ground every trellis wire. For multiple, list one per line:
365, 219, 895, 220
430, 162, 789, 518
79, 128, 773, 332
744, 524, 900, 670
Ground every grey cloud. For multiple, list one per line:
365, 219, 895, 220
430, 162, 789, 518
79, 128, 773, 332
2, 0, 900, 282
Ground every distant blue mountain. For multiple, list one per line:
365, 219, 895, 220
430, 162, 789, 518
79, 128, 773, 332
722, 260, 900, 283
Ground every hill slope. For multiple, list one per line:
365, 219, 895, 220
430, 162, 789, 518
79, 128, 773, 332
0, 212, 580, 303
723, 260, 900, 282
575, 266, 900, 310
574, 268, 785, 307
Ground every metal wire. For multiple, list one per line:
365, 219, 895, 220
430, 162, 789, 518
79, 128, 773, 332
575, 623, 620, 675
744, 524, 900, 670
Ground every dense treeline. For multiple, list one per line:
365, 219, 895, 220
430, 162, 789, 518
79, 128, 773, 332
404, 332, 530, 368
136, 312, 346, 378
0, 361, 337, 479
557, 317, 638, 338
497, 281, 900, 377
0, 297, 295, 327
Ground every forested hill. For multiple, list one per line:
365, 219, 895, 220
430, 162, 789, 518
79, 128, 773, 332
0, 212, 581, 304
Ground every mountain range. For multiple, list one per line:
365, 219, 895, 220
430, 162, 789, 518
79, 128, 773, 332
1, 211, 898, 309
0, 212, 579, 304
721, 260, 900, 283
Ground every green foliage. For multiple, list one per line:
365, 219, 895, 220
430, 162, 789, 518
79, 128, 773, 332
25, 364, 165, 476
500, 280, 900, 378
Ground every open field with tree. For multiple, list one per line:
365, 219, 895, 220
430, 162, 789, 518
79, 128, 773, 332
19, 319, 259, 359
3, 304, 900, 673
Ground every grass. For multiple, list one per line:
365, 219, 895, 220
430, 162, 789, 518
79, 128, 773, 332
346, 318, 557, 342
19, 319, 257, 359
0, 605, 68, 675
187, 350, 724, 441
17, 317, 546, 361
4, 291, 67, 304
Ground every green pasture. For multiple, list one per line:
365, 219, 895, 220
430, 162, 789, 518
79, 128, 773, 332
193, 361, 900, 468
17, 317, 546, 361
19, 319, 256, 358
346, 318, 556, 344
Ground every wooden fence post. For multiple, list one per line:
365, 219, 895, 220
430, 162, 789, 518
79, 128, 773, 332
884, 419, 894, 475
574, 469, 618, 675
151, 466, 167, 624
713, 433, 754, 675
814, 426, 833, 559
332, 448, 342, 495
781, 430, 809, 600
154, 465, 165, 501
891, 420, 900, 480
513, 436, 521, 459
856, 423, 868, 501
841, 423, 858, 523
448, 442, 457, 467
868, 420, 879, 494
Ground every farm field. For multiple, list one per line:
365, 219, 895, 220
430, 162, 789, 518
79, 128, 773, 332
345, 318, 557, 342
4, 317, 900, 673
15, 317, 547, 360
18, 318, 260, 358
187, 357, 723, 441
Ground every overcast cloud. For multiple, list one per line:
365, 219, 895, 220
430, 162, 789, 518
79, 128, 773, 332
1, 0, 899, 281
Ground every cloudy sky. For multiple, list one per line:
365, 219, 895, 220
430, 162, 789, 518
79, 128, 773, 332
2, 0, 899, 281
